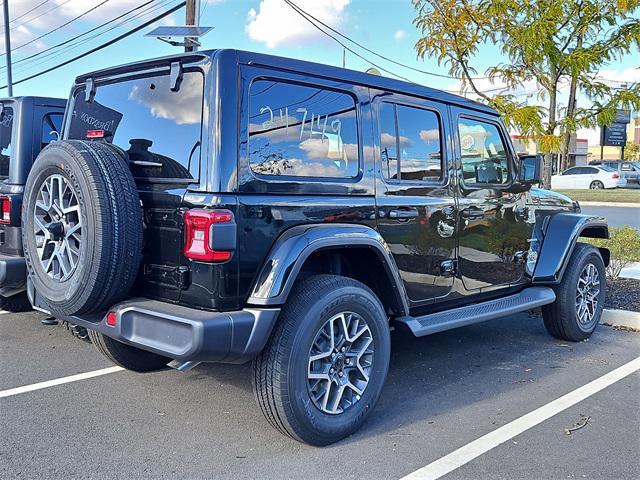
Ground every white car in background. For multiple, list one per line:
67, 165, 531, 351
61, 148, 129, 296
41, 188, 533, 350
551, 165, 627, 190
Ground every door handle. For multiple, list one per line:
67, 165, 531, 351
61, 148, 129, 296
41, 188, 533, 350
461, 208, 485, 220
388, 208, 419, 219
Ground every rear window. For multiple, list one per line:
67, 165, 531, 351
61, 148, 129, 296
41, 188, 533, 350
42, 113, 63, 148
599, 166, 615, 172
67, 71, 204, 181
0, 106, 14, 178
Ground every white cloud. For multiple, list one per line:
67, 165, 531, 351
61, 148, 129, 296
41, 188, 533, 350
394, 30, 407, 41
246, 0, 351, 48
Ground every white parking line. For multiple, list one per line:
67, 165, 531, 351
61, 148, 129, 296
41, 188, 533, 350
401, 356, 640, 480
0, 366, 124, 399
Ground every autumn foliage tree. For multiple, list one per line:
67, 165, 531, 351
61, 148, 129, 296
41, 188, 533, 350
413, 0, 640, 186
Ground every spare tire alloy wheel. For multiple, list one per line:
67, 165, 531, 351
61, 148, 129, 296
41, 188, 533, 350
307, 312, 374, 415
33, 174, 82, 281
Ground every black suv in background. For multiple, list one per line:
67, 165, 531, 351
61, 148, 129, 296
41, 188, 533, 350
24, 50, 608, 445
0, 97, 65, 311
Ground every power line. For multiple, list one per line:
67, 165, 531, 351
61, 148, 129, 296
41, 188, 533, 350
284, 0, 489, 81
3, 0, 159, 70
10, 0, 73, 31
0, 2, 186, 91
8, 0, 179, 75
3, 0, 111, 56
9, 0, 50, 25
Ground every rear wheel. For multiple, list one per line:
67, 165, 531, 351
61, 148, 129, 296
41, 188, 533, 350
88, 329, 169, 372
253, 274, 390, 446
542, 243, 606, 341
589, 180, 604, 189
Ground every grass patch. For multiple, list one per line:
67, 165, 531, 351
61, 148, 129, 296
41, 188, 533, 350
554, 189, 640, 203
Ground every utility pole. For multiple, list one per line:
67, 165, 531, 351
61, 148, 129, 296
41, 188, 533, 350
2, 0, 13, 96
185, 0, 200, 52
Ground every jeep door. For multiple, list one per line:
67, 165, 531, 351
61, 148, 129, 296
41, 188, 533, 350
451, 109, 533, 291
372, 91, 457, 307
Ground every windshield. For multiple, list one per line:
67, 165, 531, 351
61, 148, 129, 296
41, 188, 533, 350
0, 106, 14, 178
67, 71, 204, 181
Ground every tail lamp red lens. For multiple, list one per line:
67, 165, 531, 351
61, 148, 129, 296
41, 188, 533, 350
0, 196, 11, 225
612, 172, 620, 179
183, 209, 233, 262
106, 311, 117, 327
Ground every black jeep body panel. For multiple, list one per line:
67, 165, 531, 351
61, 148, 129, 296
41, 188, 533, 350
46, 49, 608, 364
0, 96, 66, 296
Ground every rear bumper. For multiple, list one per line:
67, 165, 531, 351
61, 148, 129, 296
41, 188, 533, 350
0, 253, 26, 294
34, 295, 280, 364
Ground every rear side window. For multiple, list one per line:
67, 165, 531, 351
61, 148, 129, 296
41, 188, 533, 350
248, 80, 359, 178
0, 106, 14, 178
42, 113, 63, 148
458, 118, 510, 185
68, 71, 204, 181
379, 103, 443, 181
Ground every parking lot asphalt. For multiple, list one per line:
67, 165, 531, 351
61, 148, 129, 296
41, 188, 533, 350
1, 310, 639, 480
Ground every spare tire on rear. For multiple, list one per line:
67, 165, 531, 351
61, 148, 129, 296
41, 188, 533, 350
22, 140, 143, 316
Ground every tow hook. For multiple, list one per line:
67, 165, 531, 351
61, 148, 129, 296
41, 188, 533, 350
167, 360, 201, 372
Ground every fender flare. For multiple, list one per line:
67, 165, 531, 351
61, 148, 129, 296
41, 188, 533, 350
247, 223, 409, 315
532, 213, 609, 284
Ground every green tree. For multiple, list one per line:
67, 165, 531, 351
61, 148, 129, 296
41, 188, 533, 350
413, 0, 640, 186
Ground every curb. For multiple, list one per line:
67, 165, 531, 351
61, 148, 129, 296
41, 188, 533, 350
600, 309, 640, 331
580, 201, 640, 208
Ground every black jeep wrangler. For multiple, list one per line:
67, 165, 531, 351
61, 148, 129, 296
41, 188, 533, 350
0, 96, 65, 311
23, 50, 608, 445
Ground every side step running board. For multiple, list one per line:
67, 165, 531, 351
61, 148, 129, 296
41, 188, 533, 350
396, 287, 556, 337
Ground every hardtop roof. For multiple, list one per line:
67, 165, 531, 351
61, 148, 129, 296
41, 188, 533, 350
73, 48, 497, 116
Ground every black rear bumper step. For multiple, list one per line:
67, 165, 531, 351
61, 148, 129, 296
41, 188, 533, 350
396, 287, 556, 337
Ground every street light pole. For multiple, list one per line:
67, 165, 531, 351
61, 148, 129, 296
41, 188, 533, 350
2, 0, 13, 96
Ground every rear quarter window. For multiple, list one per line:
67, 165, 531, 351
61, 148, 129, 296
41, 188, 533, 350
248, 79, 359, 179
0, 106, 14, 178
67, 71, 204, 181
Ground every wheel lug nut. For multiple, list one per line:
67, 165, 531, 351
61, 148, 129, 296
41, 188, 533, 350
338, 371, 343, 377
331, 353, 336, 358
329, 368, 335, 374
341, 347, 346, 352
345, 359, 350, 365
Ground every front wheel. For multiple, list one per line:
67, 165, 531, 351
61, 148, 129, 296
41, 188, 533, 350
542, 243, 606, 341
252, 274, 390, 446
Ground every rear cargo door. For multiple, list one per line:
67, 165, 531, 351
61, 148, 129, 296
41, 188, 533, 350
66, 68, 205, 302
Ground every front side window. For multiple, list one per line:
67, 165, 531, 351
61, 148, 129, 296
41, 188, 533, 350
68, 71, 204, 180
379, 103, 443, 182
248, 80, 359, 178
0, 106, 14, 178
458, 118, 510, 185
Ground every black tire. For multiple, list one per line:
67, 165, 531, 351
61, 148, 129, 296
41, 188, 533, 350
252, 274, 391, 446
0, 292, 32, 312
87, 329, 170, 372
22, 140, 143, 316
589, 180, 604, 189
542, 243, 606, 342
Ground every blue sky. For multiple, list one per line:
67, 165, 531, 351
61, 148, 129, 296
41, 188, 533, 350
2, 0, 638, 142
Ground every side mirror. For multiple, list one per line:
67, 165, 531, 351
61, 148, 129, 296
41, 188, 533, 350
518, 154, 543, 184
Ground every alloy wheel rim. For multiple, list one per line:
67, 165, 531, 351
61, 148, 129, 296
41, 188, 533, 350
575, 263, 600, 329
307, 311, 374, 415
33, 174, 82, 281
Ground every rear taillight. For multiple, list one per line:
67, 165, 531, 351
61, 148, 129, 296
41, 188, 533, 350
612, 173, 620, 179
0, 196, 11, 225
183, 209, 234, 262
106, 311, 117, 327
